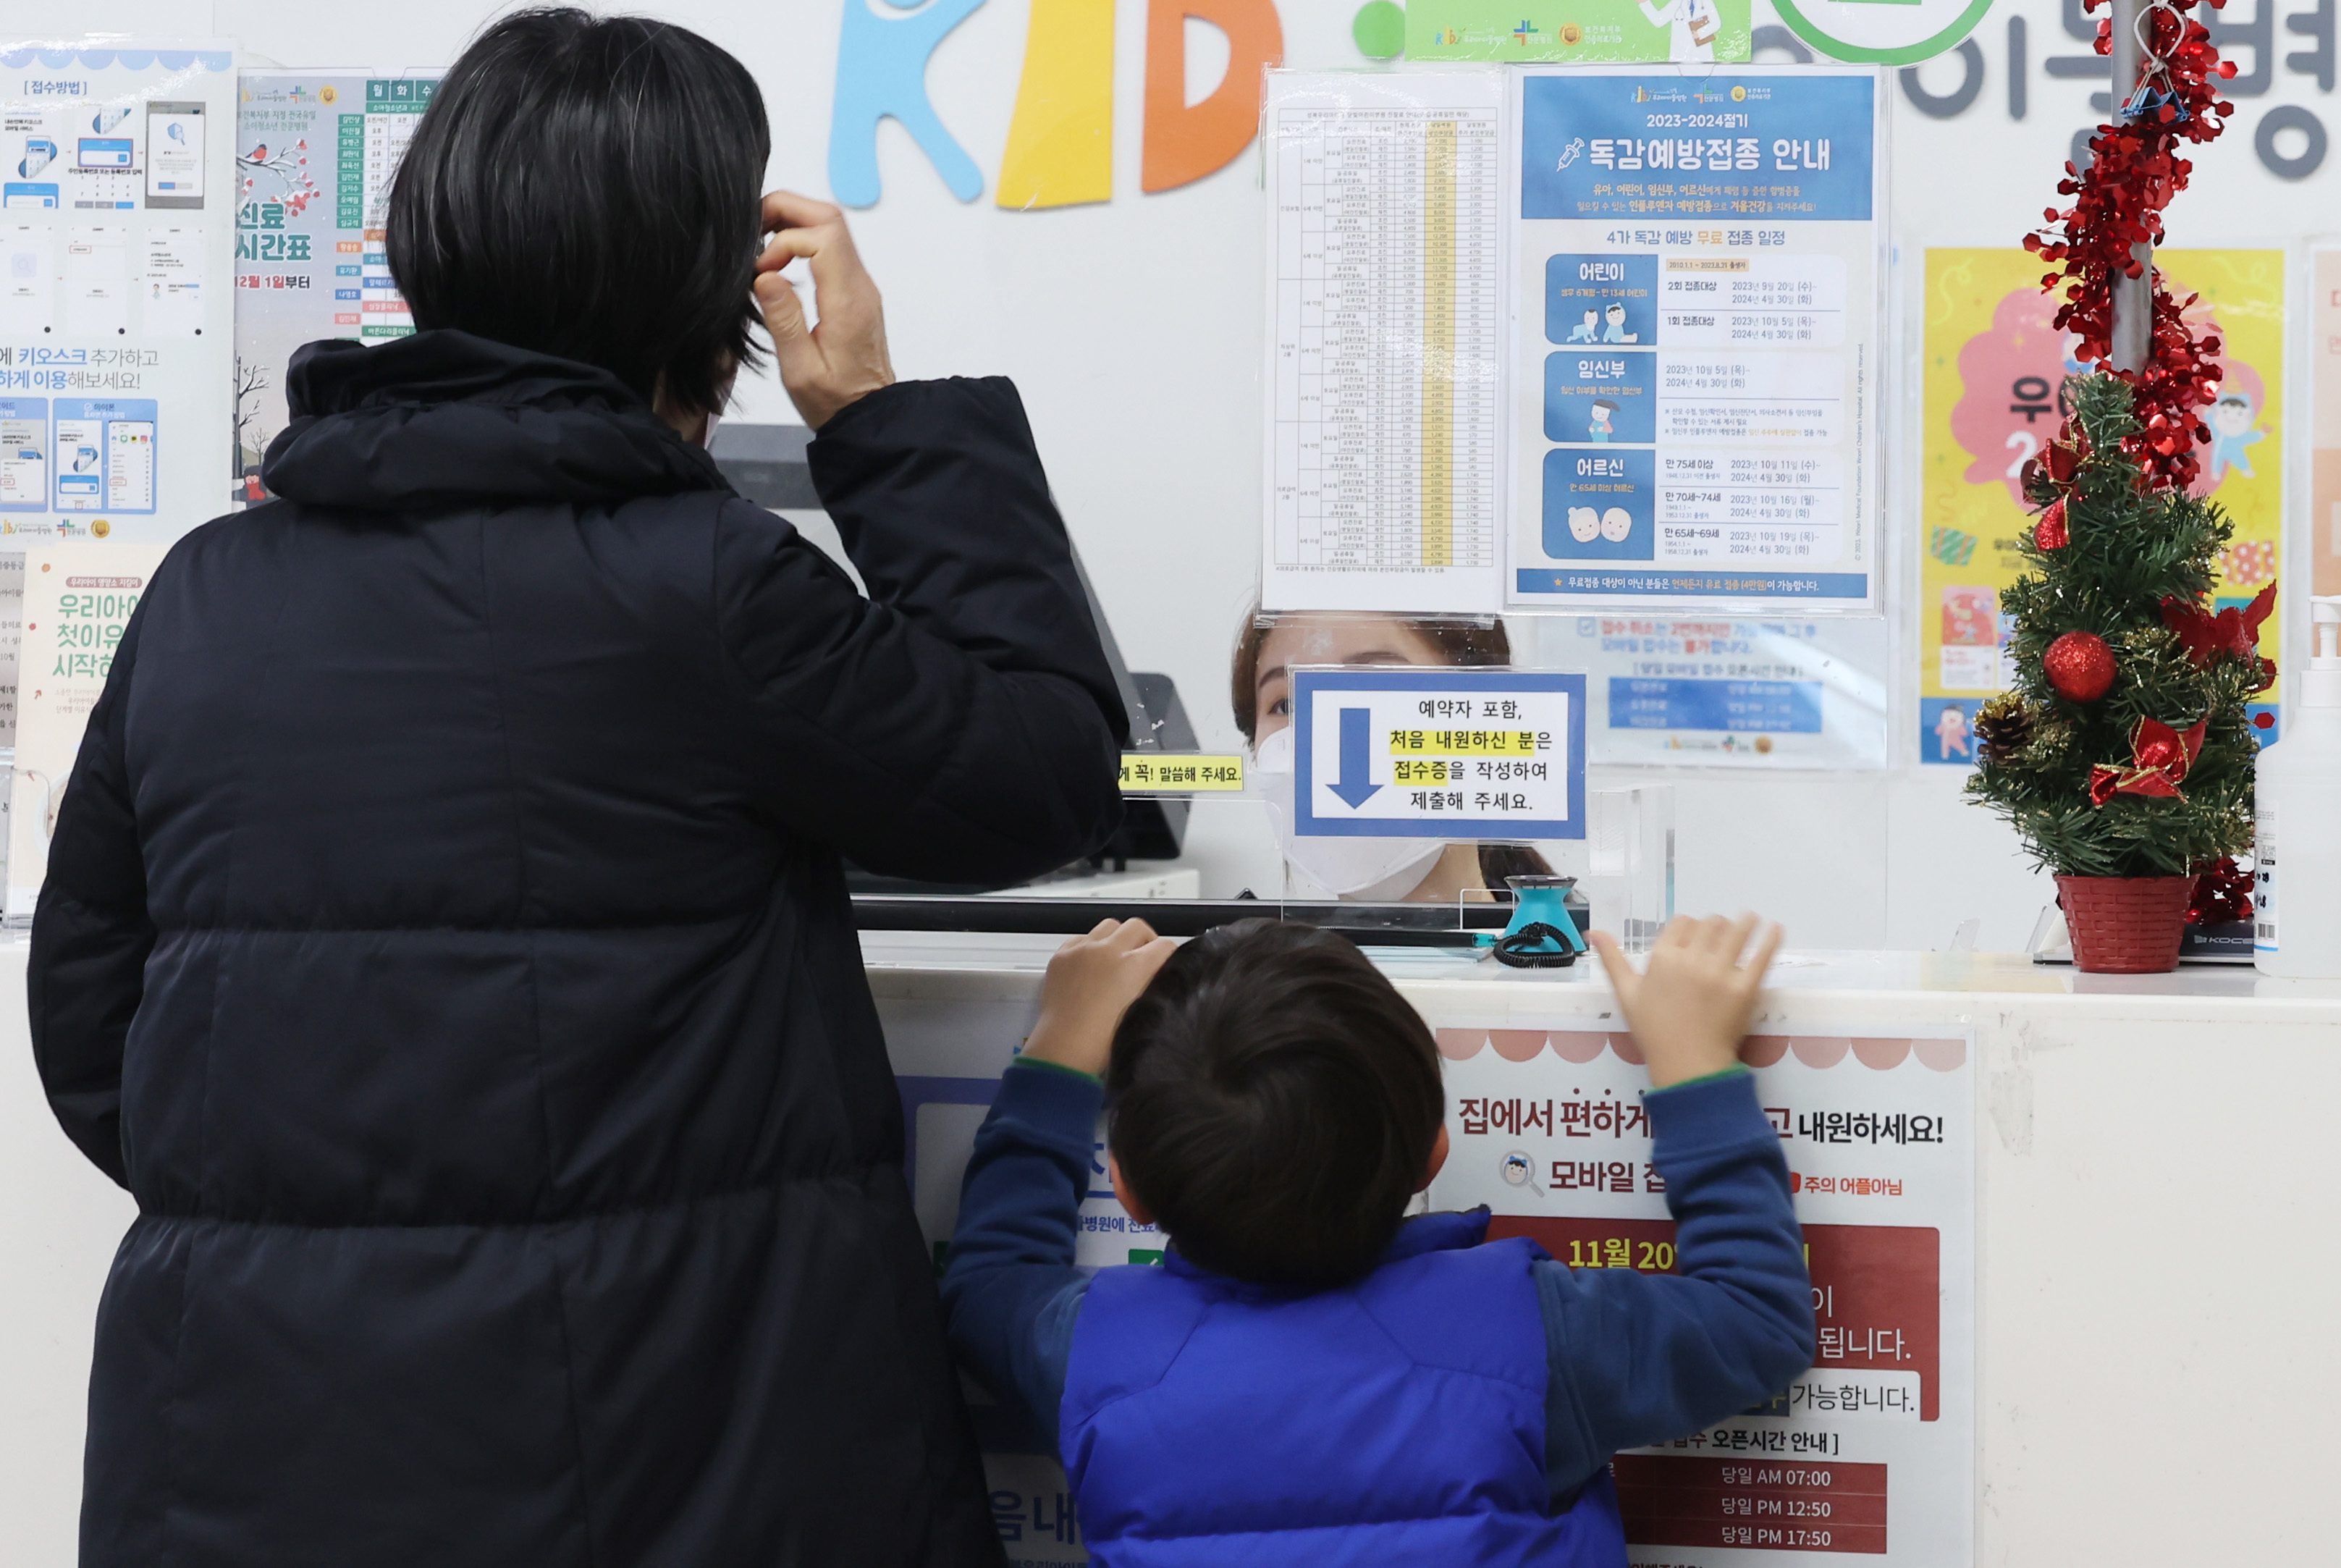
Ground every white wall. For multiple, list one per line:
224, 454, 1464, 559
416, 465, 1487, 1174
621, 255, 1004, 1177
14, 0, 2341, 956
0, 939, 138, 1567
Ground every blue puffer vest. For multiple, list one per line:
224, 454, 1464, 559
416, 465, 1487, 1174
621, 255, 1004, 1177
1059, 1209, 1626, 1566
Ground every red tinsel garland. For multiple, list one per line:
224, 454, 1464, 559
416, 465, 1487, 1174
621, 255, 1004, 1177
2023, 0, 2237, 491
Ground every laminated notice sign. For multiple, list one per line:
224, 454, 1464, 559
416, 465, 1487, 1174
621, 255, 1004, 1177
1547, 612, 1889, 767
1504, 67, 1884, 611
1427, 1020, 1975, 1567
1291, 667, 1587, 839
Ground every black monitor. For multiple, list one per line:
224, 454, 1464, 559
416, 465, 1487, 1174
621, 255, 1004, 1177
709, 423, 1192, 888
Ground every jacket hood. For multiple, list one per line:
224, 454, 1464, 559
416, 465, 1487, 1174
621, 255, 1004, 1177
261, 329, 730, 510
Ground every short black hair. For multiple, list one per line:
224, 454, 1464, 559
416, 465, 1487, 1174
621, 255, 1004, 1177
1106, 920, 1444, 1289
387, 7, 768, 417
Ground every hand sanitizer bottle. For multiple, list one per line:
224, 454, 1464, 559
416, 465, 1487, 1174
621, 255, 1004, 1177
2256, 595, 2341, 975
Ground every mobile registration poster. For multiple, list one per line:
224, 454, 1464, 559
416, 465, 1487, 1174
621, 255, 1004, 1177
1506, 67, 1884, 612
1430, 1020, 1975, 1567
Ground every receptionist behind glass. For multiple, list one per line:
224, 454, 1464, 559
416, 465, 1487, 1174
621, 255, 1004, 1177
1233, 609, 1552, 903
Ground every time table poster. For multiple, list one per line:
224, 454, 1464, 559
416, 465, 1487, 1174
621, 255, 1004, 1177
233, 72, 438, 503
1918, 248, 2283, 764
1506, 67, 1884, 612
1430, 1020, 1975, 1567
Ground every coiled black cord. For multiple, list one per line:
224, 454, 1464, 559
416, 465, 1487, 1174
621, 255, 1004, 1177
1490, 922, 1582, 969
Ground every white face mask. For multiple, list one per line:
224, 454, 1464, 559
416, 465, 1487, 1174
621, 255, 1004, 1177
1253, 726, 1448, 900
701, 410, 722, 448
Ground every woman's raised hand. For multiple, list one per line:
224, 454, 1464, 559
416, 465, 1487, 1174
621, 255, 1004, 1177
755, 191, 895, 429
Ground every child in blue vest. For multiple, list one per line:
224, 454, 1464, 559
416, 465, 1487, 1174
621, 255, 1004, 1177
943, 913, 1812, 1565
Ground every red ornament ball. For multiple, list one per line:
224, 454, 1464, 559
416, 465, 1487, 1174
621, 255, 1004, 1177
2044, 630, 2116, 702
2035, 500, 2069, 551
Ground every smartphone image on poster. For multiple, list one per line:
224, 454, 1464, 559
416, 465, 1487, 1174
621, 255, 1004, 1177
108, 419, 155, 511
145, 101, 203, 209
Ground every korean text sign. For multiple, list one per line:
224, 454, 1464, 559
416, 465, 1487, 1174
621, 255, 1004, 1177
1429, 1021, 1975, 1565
1292, 668, 1587, 839
1508, 67, 1884, 612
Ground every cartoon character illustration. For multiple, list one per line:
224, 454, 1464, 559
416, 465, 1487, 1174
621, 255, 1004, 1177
1940, 585, 1997, 647
1934, 704, 1971, 759
827, 0, 990, 208
1567, 505, 1601, 542
1589, 398, 1617, 442
1565, 308, 1598, 343
2205, 392, 2264, 484
1636, 0, 1720, 63
1600, 301, 1637, 343
1600, 507, 1634, 541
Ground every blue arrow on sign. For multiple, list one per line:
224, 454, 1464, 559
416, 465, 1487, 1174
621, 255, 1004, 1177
1328, 707, 1381, 809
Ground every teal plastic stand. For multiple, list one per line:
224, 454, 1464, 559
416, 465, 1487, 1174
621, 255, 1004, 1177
1477, 875, 1590, 964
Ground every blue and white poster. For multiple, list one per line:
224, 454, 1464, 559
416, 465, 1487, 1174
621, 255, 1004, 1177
0, 41, 237, 548
1506, 66, 1884, 611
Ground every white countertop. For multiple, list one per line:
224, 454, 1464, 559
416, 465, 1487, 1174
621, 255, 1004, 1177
860, 932, 2341, 1011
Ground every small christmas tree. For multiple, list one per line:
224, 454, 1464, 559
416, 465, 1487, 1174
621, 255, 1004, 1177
1965, 372, 2267, 878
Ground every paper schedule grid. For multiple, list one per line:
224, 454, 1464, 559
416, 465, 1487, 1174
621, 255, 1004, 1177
1263, 73, 1504, 614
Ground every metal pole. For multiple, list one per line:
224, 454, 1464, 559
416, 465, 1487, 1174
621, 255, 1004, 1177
2107, 0, 2154, 374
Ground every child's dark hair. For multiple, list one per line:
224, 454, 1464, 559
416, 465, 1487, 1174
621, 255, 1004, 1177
1105, 919, 1443, 1289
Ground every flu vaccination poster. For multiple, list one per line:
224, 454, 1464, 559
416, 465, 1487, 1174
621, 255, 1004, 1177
1918, 248, 2285, 765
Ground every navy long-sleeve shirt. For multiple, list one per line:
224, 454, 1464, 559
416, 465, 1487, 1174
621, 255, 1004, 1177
942, 1059, 1815, 1501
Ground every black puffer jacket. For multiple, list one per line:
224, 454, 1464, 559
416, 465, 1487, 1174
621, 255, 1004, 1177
30, 330, 1124, 1566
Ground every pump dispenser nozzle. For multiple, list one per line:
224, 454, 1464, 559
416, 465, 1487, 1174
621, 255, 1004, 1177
2306, 595, 2341, 707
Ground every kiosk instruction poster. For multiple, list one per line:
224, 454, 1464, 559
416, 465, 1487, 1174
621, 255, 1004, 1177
1430, 1020, 1975, 1567
0, 42, 235, 546
234, 72, 438, 502
1506, 67, 1882, 612
1918, 248, 2283, 764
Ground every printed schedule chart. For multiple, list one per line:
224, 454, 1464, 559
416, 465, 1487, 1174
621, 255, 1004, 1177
1263, 73, 1506, 612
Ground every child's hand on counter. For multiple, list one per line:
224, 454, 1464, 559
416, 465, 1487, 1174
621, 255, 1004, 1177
1590, 914, 1781, 1088
1019, 919, 1178, 1080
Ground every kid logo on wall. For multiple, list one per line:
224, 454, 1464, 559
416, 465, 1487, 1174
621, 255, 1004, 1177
828, 0, 1286, 210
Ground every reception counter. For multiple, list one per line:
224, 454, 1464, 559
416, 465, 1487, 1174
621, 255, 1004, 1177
7, 932, 2340, 1564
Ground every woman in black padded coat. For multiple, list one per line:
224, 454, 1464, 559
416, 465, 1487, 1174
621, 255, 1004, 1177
29, 12, 1121, 1564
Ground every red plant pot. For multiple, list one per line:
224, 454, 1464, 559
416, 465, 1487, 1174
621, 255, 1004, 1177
2056, 874, 2194, 974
